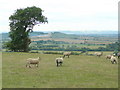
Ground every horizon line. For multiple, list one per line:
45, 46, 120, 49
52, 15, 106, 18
0, 30, 118, 33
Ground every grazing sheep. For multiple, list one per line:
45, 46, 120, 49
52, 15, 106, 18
94, 52, 103, 57
55, 57, 63, 67
63, 52, 71, 58
26, 57, 41, 68
110, 55, 117, 64
105, 55, 112, 60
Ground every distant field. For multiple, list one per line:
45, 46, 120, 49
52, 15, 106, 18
2, 52, 118, 88
31, 37, 115, 45
30, 32, 118, 45
29, 32, 118, 51
1, 32, 118, 52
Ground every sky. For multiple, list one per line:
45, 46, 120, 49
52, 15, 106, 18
0, 0, 119, 33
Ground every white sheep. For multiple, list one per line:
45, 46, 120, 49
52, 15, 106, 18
55, 57, 64, 67
26, 57, 41, 68
94, 52, 103, 57
105, 55, 112, 60
110, 55, 117, 64
63, 52, 71, 58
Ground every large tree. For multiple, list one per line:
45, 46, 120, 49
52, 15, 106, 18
6, 6, 48, 52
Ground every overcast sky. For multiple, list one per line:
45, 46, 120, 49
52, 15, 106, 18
0, 0, 119, 33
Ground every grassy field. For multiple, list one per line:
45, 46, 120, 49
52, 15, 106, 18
2, 52, 118, 88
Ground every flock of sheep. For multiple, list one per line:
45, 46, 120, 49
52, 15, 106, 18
93, 52, 118, 64
26, 52, 119, 68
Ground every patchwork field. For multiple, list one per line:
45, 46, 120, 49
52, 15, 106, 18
2, 52, 118, 88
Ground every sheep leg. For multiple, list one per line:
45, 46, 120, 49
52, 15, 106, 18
60, 63, 62, 66
56, 61, 59, 67
57, 62, 59, 67
60, 62, 62, 66
111, 61, 114, 64
118, 55, 120, 59
114, 60, 117, 64
36, 64, 39, 67
68, 55, 69, 58
29, 64, 31, 68
26, 63, 29, 68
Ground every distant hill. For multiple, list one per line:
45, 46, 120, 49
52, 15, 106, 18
0, 32, 48, 40
29, 31, 48, 37
51, 32, 79, 39
1, 33, 10, 39
60, 30, 118, 35
1, 30, 118, 41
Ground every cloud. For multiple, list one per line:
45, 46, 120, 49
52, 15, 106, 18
0, 0, 119, 33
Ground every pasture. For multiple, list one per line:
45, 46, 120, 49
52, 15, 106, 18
2, 52, 118, 88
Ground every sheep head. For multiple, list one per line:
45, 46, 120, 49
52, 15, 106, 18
38, 57, 41, 60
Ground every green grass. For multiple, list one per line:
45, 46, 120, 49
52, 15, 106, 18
2, 52, 118, 88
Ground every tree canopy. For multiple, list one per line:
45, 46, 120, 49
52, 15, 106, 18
6, 6, 48, 52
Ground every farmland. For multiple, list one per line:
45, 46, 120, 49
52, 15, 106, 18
1, 31, 118, 52
27, 32, 118, 52
2, 52, 118, 88
31, 32, 118, 44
